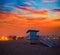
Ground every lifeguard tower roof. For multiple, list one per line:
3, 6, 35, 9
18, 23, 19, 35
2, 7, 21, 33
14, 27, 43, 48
26, 30, 39, 33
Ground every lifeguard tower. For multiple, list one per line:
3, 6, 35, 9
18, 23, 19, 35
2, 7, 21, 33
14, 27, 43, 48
26, 30, 39, 44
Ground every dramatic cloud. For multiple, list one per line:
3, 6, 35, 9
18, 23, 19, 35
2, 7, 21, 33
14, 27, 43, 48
0, 0, 60, 36
52, 9, 60, 13
52, 19, 60, 22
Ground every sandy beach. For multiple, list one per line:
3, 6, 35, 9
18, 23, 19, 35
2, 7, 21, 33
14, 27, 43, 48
0, 40, 60, 55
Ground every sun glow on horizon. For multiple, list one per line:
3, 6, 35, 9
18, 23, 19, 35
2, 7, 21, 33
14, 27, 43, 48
0, 36, 10, 41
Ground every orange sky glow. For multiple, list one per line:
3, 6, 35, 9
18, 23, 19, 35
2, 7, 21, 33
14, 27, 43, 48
0, 9, 60, 36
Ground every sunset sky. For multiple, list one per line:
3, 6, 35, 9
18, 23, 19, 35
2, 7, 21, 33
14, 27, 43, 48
0, 0, 60, 36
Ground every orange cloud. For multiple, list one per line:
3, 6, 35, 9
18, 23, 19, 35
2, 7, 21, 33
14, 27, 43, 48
0, 10, 60, 36
52, 19, 60, 22
14, 6, 48, 15
0, 11, 17, 20
23, 9, 48, 15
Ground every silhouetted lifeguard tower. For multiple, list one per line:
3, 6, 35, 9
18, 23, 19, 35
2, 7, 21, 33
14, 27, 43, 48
26, 30, 39, 40
26, 30, 60, 47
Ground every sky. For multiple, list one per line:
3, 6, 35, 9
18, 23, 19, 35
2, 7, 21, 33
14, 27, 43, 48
0, 0, 60, 36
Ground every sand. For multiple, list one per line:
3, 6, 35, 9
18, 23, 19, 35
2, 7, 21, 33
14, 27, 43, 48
0, 40, 60, 55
